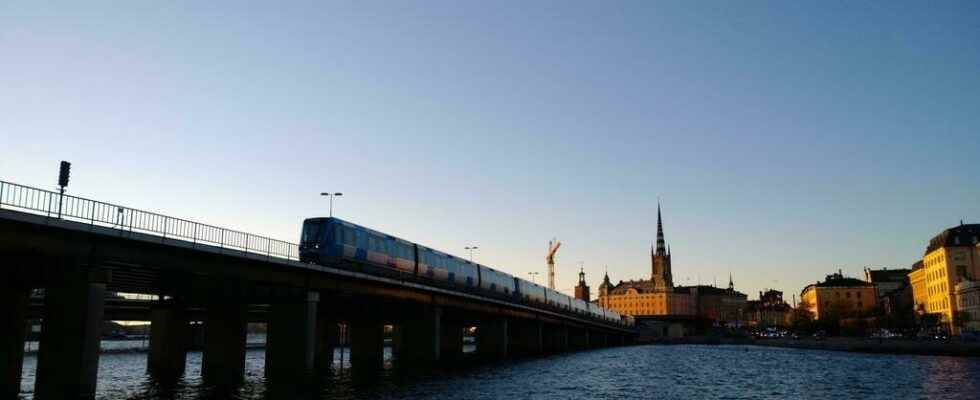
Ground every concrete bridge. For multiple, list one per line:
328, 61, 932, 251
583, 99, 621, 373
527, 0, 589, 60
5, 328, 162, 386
0, 180, 635, 399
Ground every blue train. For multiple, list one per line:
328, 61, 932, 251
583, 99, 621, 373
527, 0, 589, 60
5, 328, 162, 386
299, 217, 628, 326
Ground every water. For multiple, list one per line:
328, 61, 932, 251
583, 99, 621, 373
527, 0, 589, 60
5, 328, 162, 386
18, 345, 980, 399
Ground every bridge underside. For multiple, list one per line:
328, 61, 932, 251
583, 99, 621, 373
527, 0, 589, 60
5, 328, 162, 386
0, 210, 635, 398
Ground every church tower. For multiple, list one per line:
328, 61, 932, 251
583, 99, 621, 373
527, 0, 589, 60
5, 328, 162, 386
598, 268, 612, 307
574, 267, 591, 302
651, 203, 673, 290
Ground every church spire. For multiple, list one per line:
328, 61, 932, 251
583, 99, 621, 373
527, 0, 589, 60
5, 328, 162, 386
728, 272, 734, 291
656, 201, 666, 256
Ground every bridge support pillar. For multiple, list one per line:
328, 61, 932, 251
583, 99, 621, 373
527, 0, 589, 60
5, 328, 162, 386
547, 326, 569, 353
569, 329, 589, 350
266, 292, 318, 382
148, 300, 190, 379
34, 270, 107, 400
476, 319, 507, 361
266, 292, 318, 381
1, 285, 29, 400
349, 320, 384, 371
202, 303, 247, 384
508, 320, 543, 357
398, 306, 442, 365
314, 314, 339, 371
440, 319, 464, 363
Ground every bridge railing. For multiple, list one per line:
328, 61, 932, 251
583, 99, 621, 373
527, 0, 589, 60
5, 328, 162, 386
0, 180, 300, 261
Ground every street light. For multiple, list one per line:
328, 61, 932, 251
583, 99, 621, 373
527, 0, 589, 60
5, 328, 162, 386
528, 272, 540, 284
320, 192, 343, 217
465, 246, 478, 262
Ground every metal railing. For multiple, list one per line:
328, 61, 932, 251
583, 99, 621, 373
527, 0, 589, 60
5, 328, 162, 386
0, 180, 300, 261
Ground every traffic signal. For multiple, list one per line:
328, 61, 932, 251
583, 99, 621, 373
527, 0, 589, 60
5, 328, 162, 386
58, 161, 71, 188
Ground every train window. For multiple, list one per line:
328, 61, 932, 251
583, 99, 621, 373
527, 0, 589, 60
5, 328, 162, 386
302, 221, 321, 243
343, 227, 357, 245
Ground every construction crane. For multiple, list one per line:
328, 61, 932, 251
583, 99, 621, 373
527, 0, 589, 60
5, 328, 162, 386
546, 238, 561, 290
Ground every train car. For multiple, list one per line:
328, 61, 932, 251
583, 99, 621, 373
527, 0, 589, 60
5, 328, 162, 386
545, 288, 572, 311
302, 217, 619, 324
516, 278, 546, 304
418, 246, 477, 288
586, 302, 603, 319
571, 298, 590, 314
301, 218, 417, 274
478, 265, 516, 296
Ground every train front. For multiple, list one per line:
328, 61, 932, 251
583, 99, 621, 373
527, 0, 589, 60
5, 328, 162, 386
299, 218, 327, 264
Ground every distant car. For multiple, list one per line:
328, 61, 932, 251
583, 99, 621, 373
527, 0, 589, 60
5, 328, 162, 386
813, 331, 826, 341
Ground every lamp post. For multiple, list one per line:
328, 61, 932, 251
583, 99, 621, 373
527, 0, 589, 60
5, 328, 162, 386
465, 246, 478, 262
528, 272, 539, 284
320, 192, 343, 217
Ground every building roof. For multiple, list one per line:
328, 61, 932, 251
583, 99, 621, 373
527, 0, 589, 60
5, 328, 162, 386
865, 268, 912, 284
802, 271, 874, 295
911, 260, 924, 271
925, 223, 980, 255
608, 279, 661, 294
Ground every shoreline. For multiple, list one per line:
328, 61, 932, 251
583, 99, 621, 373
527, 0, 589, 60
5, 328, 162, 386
644, 336, 980, 358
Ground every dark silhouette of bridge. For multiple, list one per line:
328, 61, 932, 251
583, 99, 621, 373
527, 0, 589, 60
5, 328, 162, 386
0, 179, 635, 399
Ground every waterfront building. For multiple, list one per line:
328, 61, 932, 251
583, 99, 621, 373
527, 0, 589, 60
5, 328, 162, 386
953, 281, 980, 331
746, 289, 792, 328
864, 267, 913, 317
800, 271, 877, 320
954, 279, 980, 332
574, 268, 591, 302
597, 205, 745, 324
908, 223, 980, 333
909, 261, 927, 314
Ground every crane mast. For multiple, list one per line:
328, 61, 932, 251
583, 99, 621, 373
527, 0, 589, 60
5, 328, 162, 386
546, 238, 561, 290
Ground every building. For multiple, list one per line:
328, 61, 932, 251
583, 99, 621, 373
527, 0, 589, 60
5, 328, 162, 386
596, 205, 745, 325
800, 270, 877, 320
864, 267, 913, 316
908, 223, 980, 334
745, 289, 792, 328
954, 279, 980, 333
598, 204, 678, 317
676, 277, 748, 326
909, 261, 927, 314
574, 268, 590, 302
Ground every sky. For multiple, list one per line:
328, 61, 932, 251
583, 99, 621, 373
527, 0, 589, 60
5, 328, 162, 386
2, 1, 979, 301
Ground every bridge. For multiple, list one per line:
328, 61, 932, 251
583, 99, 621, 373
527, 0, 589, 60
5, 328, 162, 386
0, 179, 635, 399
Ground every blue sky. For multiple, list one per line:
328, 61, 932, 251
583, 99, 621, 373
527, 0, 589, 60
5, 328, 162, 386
2, 1, 979, 300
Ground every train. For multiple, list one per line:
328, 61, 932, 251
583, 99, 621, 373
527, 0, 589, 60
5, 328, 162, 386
299, 217, 630, 326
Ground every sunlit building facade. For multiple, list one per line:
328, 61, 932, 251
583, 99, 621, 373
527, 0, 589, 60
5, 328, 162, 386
909, 223, 980, 333
800, 271, 877, 320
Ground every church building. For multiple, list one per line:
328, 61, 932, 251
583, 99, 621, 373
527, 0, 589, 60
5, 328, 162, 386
597, 204, 746, 323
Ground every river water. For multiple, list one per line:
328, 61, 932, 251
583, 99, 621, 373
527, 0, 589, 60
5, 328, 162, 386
18, 344, 980, 399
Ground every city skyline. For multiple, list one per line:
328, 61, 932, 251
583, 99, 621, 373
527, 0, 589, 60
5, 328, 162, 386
2, 1, 979, 300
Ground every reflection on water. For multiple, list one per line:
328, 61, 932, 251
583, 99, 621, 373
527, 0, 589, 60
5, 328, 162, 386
19, 345, 980, 399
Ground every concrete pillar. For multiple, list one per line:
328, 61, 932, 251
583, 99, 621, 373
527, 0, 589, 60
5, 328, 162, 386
440, 319, 464, 363
551, 326, 569, 353
34, 273, 107, 400
148, 301, 190, 379
265, 292, 318, 382
1, 286, 29, 400
202, 303, 247, 384
349, 320, 384, 370
509, 320, 543, 357
477, 319, 507, 361
314, 314, 339, 371
569, 328, 589, 350
398, 306, 441, 365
